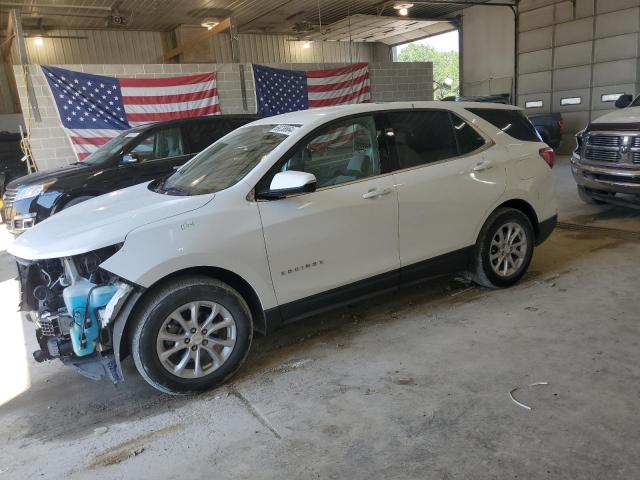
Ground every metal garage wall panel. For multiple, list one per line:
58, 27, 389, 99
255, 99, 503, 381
518, 92, 552, 113
561, 110, 591, 132
591, 83, 637, 109
520, 5, 555, 31
597, 0, 640, 14
552, 88, 591, 112
519, 71, 552, 94
555, 1, 575, 22
595, 8, 640, 38
519, 27, 553, 53
554, 41, 593, 68
554, 65, 592, 90
593, 59, 638, 85
519, 0, 556, 13
575, 0, 595, 18
554, 18, 594, 46
520, 49, 553, 74
22, 30, 165, 64
594, 33, 639, 63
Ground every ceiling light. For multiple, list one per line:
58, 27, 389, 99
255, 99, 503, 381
303, 41, 311, 49
34, 36, 44, 46
201, 18, 219, 30
393, 3, 413, 16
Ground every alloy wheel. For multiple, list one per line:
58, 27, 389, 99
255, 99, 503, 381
155, 301, 237, 379
489, 222, 528, 278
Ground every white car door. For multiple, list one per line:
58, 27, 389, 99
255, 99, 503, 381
256, 115, 400, 319
387, 109, 507, 280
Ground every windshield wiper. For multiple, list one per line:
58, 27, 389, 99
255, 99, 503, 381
162, 186, 189, 196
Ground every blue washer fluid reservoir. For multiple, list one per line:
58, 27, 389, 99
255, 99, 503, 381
63, 281, 118, 357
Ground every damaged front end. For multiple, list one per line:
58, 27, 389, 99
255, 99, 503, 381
16, 245, 138, 383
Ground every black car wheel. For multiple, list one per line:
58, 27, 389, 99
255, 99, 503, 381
131, 276, 253, 395
471, 208, 534, 288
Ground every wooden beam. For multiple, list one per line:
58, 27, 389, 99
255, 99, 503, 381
1, 9, 21, 113
164, 17, 231, 61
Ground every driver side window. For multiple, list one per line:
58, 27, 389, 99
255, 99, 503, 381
280, 116, 381, 188
129, 127, 185, 162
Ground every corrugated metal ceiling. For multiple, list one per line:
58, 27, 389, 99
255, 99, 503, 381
0, 0, 490, 34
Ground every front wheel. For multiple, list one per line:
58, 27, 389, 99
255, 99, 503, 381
131, 276, 253, 394
471, 208, 534, 288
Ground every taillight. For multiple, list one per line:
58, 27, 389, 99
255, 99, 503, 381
539, 147, 556, 168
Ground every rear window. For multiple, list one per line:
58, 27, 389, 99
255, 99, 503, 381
467, 108, 541, 142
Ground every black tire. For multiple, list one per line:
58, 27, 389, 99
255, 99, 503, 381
63, 195, 94, 210
131, 276, 253, 395
471, 207, 535, 289
577, 185, 610, 205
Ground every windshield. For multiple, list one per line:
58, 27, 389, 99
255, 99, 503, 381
82, 129, 142, 166
156, 124, 295, 196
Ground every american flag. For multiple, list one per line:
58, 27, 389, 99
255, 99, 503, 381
42, 65, 220, 160
253, 63, 371, 116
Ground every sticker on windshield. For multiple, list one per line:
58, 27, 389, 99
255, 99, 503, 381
270, 125, 299, 136
125, 132, 140, 138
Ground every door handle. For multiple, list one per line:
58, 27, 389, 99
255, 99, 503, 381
473, 159, 495, 172
362, 187, 393, 199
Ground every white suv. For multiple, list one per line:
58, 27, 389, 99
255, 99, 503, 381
9, 102, 557, 394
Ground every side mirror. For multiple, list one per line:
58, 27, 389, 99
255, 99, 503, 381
121, 153, 140, 164
259, 171, 316, 199
615, 94, 633, 109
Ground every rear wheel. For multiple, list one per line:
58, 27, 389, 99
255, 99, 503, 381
471, 208, 534, 288
131, 276, 253, 394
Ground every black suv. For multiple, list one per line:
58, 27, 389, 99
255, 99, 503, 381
2, 115, 260, 234
0, 131, 28, 222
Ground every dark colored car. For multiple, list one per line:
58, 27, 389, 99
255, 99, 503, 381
529, 112, 564, 150
0, 132, 28, 222
2, 115, 260, 234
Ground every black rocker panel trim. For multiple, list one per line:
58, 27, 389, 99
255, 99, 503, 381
264, 246, 474, 331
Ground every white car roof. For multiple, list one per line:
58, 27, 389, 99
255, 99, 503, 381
250, 101, 523, 128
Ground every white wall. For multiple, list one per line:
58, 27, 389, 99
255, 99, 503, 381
461, 5, 516, 97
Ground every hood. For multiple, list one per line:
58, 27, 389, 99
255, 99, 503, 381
8, 182, 214, 260
591, 107, 640, 125
7, 163, 92, 189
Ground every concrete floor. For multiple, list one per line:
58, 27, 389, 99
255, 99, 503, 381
0, 157, 639, 479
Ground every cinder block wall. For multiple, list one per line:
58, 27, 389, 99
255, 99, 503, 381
15, 62, 433, 170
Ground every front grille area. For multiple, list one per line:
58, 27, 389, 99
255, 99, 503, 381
588, 135, 621, 148
584, 147, 620, 163
633, 152, 640, 164
3, 187, 17, 209
632, 137, 640, 149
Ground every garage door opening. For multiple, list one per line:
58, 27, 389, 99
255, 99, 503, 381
393, 30, 459, 100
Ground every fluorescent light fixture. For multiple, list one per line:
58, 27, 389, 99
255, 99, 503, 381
34, 36, 44, 46
303, 41, 311, 49
201, 18, 220, 30
525, 100, 543, 108
561, 97, 581, 106
393, 2, 413, 16
602, 93, 624, 103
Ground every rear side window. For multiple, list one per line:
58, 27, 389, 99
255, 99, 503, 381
387, 110, 458, 168
450, 113, 486, 155
467, 108, 540, 142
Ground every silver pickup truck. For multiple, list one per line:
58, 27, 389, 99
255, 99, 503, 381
572, 94, 640, 207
